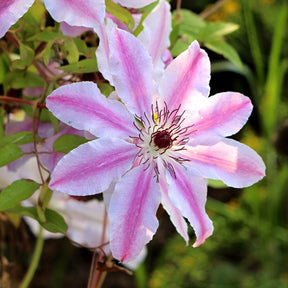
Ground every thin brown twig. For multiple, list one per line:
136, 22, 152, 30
0, 96, 47, 109
176, 0, 182, 11
91, 209, 109, 288
199, 0, 228, 19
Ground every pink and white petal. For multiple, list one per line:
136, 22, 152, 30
159, 174, 189, 243
166, 164, 213, 247
63, 198, 109, 251
108, 165, 160, 263
46, 82, 135, 138
94, 18, 117, 85
113, 0, 156, 9
191, 92, 253, 139
109, 28, 157, 116
44, 0, 105, 27
0, 0, 35, 38
61, 22, 90, 37
138, 0, 171, 81
159, 41, 210, 110
49, 138, 137, 196
181, 138, 266, 188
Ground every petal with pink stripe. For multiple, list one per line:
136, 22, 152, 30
166, 164, 213, 247
109, 165, 160, 263
159, 167, 189, 243
49, 138, 137, 196
159, 41, 210, 110
46, 82, 135, 138
138, 0, 171, 81
44, 0, 105, 27
94, 18, 117, 85
181, 138, 266, 188
191, 92, 253, 140
109, 28, 157, 116
0, 0, 35, 38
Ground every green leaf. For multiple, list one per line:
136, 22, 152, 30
57, 58, 97, 73
0, 54, 10, 84
208, 179, 227, 189
170, 34, 195, 57
0, 131, 41, 148
0, 180, 39, 211
53, 134, 89, 153
61, 38, 79, 64
42, 40, 54, 66
7, 206, 68, 234
28, 30, 66, 42
106, 0, 135, 31
0, 144, 23, 167
12, 42, 35, 69
73, 38, 88, 55
42, 209, 68, 233
8, 206, 39, 219
3, 70, 45, 93
173, 9, 205, 37
198, 22, 239, 42
205, 40, 243, 69
134, 0, 160, 36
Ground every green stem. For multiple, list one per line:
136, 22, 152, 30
19, 226, 44, 288
262, 1, 287, 136
241, 0, 264, 86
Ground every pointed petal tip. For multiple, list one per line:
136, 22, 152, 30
192, 226, 214, 248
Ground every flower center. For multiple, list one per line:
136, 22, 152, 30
153, 130, 172, 149
131, 102, 194, 171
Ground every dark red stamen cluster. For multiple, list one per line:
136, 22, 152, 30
152, 129, 172, 149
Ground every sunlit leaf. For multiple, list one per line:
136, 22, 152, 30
106, 0, 135, 31
208, 179, 227, 189
0, 180, 39, 211
57, 58, 97, 73
73, 38, 88, 55
53, 134, 89, 153
28, 30, 66, 42
198, 22, 239, 42
61, 38, 79, 64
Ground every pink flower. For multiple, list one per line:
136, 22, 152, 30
46, 29, 265, 263
0, 0, 105, 38
0, 0, 35, 38
95, 0, 171, 85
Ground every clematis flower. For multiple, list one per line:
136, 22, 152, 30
46, 28, 265, 263
0, 0, 105, 38
95, 0, 171, 85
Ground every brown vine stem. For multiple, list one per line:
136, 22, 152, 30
0, 96, 47, 109
176, 0, 182, 11
199, 0, 228, 19
87, 209, 109, 288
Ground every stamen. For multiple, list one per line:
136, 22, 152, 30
131, 102, 193, 180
